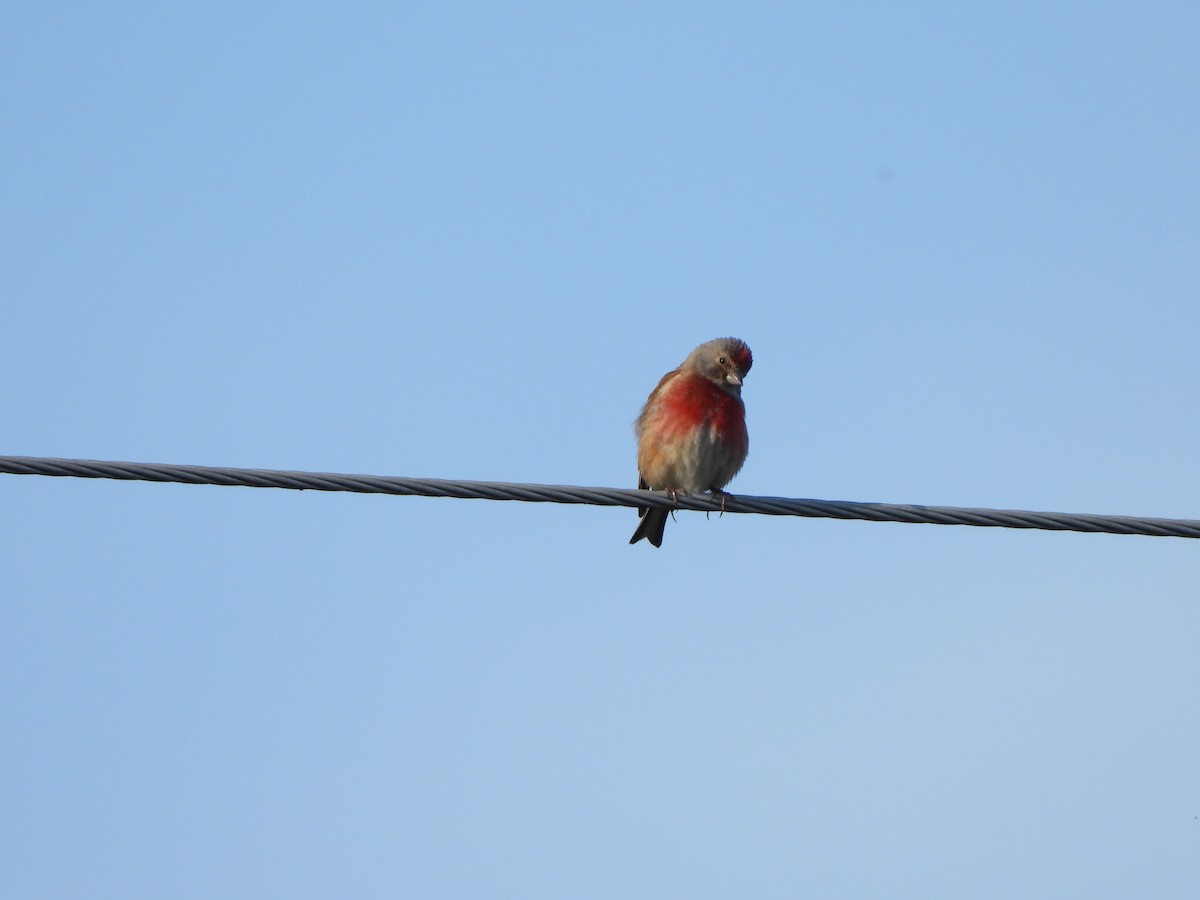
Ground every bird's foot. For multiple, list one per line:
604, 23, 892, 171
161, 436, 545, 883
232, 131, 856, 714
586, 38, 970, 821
671, 489, 685, 521
707, 488, 729, 519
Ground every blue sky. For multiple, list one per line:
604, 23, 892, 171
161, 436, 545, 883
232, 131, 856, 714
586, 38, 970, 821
3, 3, 1199, 896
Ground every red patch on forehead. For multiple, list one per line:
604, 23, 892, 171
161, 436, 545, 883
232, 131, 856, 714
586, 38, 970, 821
729, 341, 752, 373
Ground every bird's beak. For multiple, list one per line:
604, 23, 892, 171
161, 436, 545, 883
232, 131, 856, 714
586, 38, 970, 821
725, 373, 742, 387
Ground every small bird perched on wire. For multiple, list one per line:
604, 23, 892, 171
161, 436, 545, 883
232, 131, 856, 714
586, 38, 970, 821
630, 337, 753, 547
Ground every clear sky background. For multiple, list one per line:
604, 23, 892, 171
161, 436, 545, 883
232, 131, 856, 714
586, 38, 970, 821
3, 3, 1199, 897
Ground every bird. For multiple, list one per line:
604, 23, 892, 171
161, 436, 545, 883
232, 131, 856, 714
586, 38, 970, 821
630, 337, 752, 547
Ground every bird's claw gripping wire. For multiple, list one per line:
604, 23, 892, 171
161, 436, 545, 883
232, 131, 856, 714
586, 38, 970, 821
667, 488, 680, 522
705, 488, 729, 520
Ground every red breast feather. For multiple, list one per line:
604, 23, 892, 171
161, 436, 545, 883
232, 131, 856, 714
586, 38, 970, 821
636, 370, 748, 493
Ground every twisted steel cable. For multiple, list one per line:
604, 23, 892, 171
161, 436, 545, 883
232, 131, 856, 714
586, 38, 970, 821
1, 455, 1197, 539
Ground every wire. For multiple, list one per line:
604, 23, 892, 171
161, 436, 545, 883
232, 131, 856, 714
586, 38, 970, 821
1, 454, 1197, 539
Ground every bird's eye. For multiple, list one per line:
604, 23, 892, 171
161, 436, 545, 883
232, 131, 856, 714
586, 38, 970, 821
718, 356, 727, 365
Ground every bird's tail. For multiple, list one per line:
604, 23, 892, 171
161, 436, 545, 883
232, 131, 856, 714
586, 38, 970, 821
630, 478, 668, 548
629, 507, 668, 547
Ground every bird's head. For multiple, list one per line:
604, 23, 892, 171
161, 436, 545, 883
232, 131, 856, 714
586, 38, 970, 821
686, 337, 753, 393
